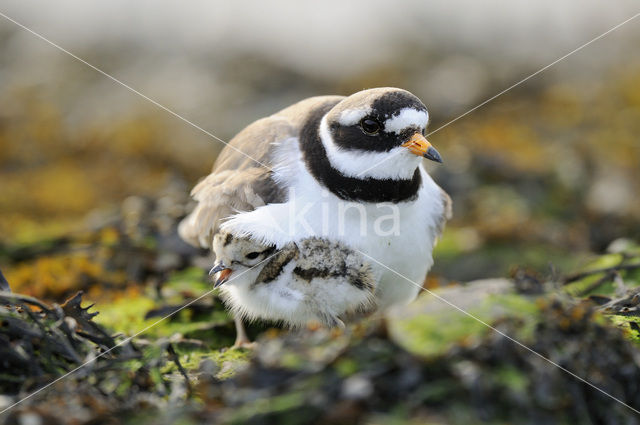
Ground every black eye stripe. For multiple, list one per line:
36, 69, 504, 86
245, 245, 276, 260
330, 124, 399, 152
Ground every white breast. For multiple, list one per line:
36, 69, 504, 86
222, 138, 446, 310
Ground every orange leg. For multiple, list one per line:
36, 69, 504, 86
233, 315, 255, 348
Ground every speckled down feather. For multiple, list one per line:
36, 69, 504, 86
212, 232, 377, 328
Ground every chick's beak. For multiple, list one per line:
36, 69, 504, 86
209, 262, 233, 288
401, 132, 443, 163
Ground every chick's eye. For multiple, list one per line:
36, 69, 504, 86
245, 252, 260, 260
360, 118, 381, 135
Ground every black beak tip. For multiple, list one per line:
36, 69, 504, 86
424, 146, 443, 163
209, 264, 225, 276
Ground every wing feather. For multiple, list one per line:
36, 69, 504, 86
178, 117, 294, 248
179, 96, 346, 249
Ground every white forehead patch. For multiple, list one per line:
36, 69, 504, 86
338, 108, 371, 126
384, 108, 429, 134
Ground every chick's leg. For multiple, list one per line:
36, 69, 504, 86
233, 315, 255, 348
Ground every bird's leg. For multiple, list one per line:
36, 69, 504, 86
233, 315, 255, 348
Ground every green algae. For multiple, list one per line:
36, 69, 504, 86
389, 286, 540, 359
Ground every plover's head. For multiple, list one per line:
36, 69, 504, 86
320, 87, 441, 180
210, 231, 275, 287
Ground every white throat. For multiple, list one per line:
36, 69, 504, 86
319, 116, 421, 180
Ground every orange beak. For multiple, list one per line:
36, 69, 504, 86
209, 263, 233, 288
401, 132, 443, 163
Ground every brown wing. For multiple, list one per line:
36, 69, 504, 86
178, 117, 293, 248
179, 96, 345, 249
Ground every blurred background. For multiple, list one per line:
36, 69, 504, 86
1, 0, 639, 291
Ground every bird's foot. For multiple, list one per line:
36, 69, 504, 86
233, 337, 257, 349
232, 315, 256, 349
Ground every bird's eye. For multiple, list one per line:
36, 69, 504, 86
245, 252, 260, 260
360, 118, 381, 135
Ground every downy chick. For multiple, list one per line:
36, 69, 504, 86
210, 231, 377, 330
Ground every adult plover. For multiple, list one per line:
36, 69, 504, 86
210, 231, 376, 333
180, 87, 451, 343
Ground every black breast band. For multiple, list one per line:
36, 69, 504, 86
298, 104, 422, 204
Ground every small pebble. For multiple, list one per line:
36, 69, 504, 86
198, 358, 220, 376
342, 375, 373, 400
